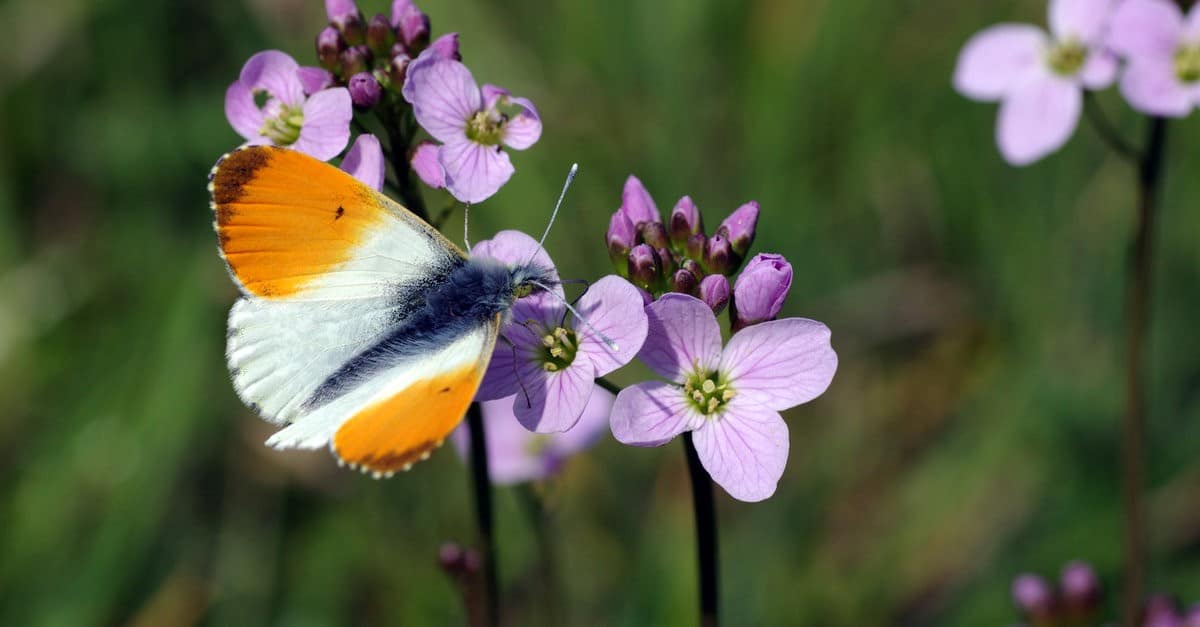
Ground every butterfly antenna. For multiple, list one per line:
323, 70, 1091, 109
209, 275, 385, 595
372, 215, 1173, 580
463, 202, 472, 252
526, 163, 578, 265
530, 280, 619, 352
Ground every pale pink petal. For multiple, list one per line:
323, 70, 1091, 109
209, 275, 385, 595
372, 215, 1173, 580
451, 396, 548, 485
225, 81, 265, 141
551, 386, 615, 456
610, 381, 704, 447
292, 88, 353, 160
340, 134, 385, 190
239, 50, 304, 108
514, 359, 595, 433
720, 318, 837, 411
692, 400, 788, 502
996, 74, 1081, 165
500, 96, 541, 150
571, 276, 648, 377
410, 140, 446, 189
1186, 4, 1200, 41
1050, 0, 1115, 44
637, 294, 722, 384
1120, 58, 1196, 116
1109, 0, 1183, 60
297, 66, 334, 95
428, 32, 461, 60
953, 25, 1048, 101
403, 56, 481, 144
438, 139, 514, 203
1080, 50, 1118, 88
470, 229, 559, 284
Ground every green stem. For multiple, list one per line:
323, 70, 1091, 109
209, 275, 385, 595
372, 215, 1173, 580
518, 486, 566, 626
1083, 92, 1140, 162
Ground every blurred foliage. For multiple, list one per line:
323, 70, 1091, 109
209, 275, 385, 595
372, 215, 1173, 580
2, 0, 1200, 625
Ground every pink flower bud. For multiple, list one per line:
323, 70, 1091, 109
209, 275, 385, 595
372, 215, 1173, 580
387, 53, 411, 89
1059, 561, 1101, 615
731, 253, 792, 331
640, 221, 669, 250
340, 45, 371, 77
619, 175, 660, 227
316, 26, 345, 73
699, 274, 730, 314
628, 244, 661, 293
607, 211, 635, 272
670, 268, 699, 296
1011, 574, 1055, 620
348, 72, 382, 108
395, 1, 431, 51
669, 196, 703, 246
365, 13, 395, 56
717, 201, 759, 257
704, 233, 733, 275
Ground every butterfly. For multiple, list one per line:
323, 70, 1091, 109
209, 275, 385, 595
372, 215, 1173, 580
208, 145, 560, 477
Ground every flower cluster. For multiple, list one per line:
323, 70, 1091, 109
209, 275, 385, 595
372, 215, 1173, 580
1011, 560, 1200, 627
222, 0, 538, 204
606, 176, 759, 311
954, 0, 1200, 165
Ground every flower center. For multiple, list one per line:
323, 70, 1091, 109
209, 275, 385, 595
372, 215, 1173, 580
1046, 40, 1087, 76
466, 110, 504, 145
539, 326, 578, 372
259, 103, 304, 145
683, 371, 736, 417
1175, 45, 1200, 83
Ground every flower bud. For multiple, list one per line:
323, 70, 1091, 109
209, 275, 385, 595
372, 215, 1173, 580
607, 211, 635, 272
366, 13, 395, 57
704, 233, 733, 275
1011, 574, 1055, 621
717, 201, 759, 257
670, 268, 699, 296
1059, 561, 1101, 616
656, 247, 676, 277
325, 0, 359, 28
669, 196, 703, 247
428, 33, 461, 61
387, 53, 411, 90
731, 253, 792, 332
628, 244, 661, 293
340, 45, 371, 77
395, 1, 431, 51
1143, 595, 1183, 627
348, 72, 383, 108
340, 13, 367, 47
640, 221, 669, 250
437, 542, 480, 579
316, 26, 345, 73
685, 233, 706, 262
699, 274, 730, 314
620, 175, 660, 227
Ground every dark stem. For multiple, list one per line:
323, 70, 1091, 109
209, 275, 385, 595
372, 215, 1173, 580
518, 486, 566, 626
465, 403, 500, 627
1121, 116, 1166, 627
1083, 92, 1140, 162
683, 432, 719, 627
377, 100, 430, 222
595, 376, 621, 395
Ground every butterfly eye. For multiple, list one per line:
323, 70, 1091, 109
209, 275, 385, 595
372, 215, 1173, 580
514, 284, 533, 299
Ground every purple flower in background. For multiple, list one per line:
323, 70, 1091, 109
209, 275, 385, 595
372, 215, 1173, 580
732, 253, 793, 331
953, 0, 1118, 165
402, 50, 541, 203
225, 50, 352, 160
1011, 573, 1056, 620
451, 387, 615, 484
611, 294, 837, 501
341, 134, 385, 190
1109, 0, 1200, 117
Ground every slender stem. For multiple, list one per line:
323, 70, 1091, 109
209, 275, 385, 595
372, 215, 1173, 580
518, 486, 566, 626
1121, 116, 1167, 627
377, 99, 429, 222
595, 376, 622, 395
1083, 92, 1140, 162
683, 432, 719, 627
465, 404, 499, 627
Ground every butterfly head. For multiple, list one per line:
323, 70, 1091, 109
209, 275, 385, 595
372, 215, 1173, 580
508, 261, 559, 300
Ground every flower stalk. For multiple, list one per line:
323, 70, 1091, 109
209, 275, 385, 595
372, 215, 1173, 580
465, 403, 500, 627
683, 432, 719, 627
1121, 115, 1167, 627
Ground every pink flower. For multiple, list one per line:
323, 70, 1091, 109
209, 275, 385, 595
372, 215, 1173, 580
472, 231, 648, 433
953, 0, 1118, 165
450, 387, 615, 485
611, 294, 837, 501
1109, 0, 1200, 116
401, 49, 541, 203
341, 134, 385, 190
224, 50, 352, 160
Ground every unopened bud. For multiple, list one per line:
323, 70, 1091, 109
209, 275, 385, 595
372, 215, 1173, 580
1011, 574, 1056, 621
340, 13, 366, 46
656, 247, 676, 277
640, 221, 669, 249
607, 211, 635, 273
620, 175, 660, 227
717, 201, 759, 258
1143, 595, 1183, 627
1059, 561, 1101, 616
348, 72, 382, 108
628, 244, 661, 293
670, 268, 699, 296
704, 233, 733, 275
316, 26, 345, 73
366, 13, 395, 56
731, 253, 792, 332
396, 2, 431, 51
669, 196, 703, 247
685, 232, 706, 262
699, 274, 730, 314
340, 45, 371, 77
387, 53, 411, 90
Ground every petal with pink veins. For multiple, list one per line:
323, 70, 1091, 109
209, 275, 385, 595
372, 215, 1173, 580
637, 294, 723, 383
571, 276, 648, 377
438, 139, 514, 203
720, 318, 837, 410
996, 74, 1081, 166
404, 56, 481, 144
551, 386, 615, 456
514, 359, 595, 433
953, 25, 1047, 101
292, 87, 353, 160
692, 400, 789, 502
239, 50, 305, 108
341, 134, 385, 190
610, 381, 703, 447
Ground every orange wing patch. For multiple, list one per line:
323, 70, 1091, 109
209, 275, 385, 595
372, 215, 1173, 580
209, 146, 390, 299
331, 364, 485, 476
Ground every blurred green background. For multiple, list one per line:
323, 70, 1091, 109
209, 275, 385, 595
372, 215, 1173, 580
3, 0, 1200, 625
